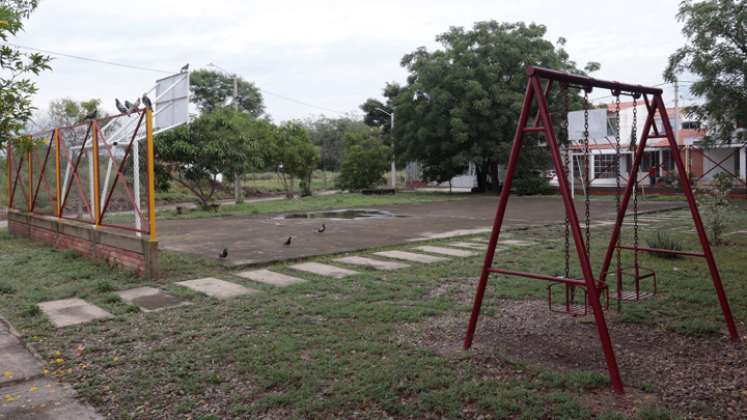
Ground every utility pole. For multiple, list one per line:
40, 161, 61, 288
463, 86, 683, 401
232, 74, 243, 204
208, 63, 244, 204
376, 107, 396, 189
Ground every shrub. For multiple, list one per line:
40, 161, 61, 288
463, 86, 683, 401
336, 131, 390, 191
511, 171, 550, 195
646, 231, 683, 259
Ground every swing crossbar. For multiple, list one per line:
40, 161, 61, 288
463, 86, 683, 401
527, 66, 663, 95
616, 245, 705, 258
487, 267, 588, 286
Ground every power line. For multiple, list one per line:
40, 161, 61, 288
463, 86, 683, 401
10, 43, 357, 116
10, 43, 173, 74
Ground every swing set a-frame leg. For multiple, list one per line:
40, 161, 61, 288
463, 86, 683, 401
464, 75, 625, 394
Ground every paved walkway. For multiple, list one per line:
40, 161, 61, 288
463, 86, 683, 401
0, 319, 100, 419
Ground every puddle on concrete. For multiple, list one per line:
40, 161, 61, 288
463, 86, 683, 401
274, 208, 404, 220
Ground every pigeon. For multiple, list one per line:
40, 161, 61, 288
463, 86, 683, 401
83, 109, 98, 121
317, 224, 326, 233
283, 236, 292, 246
142, 94, 153, 110
127, 98, 141, 114
218, 248, 228, 259
124, 100, 133, 110
180, 63, 189, 72
115, 98, 128, 114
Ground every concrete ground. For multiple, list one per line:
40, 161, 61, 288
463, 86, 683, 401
158, 195, 685, 266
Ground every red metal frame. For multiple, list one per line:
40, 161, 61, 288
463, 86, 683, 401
690, 145, 747, 187
464, 66, 740, 395
30, 131, 56, 212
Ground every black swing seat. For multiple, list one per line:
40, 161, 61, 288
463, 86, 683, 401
547, 281, 609, 316
615, 265, 657, 301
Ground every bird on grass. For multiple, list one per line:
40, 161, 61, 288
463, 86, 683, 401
180, 63, 189, 73
142, 94, 153, 110
283, 236, 292, 247
115, 98, 128, 114
218, 248, 228, 259
317, 224, 326, 233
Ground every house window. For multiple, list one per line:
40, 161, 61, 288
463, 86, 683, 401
594, 154, 618, 178
682, 121, 700, 130
640, 151, 660, 171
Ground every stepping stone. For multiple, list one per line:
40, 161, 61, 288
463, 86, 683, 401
0, 377, 101, 419
373, 250, 448, 264
289, 262, 358, 279
176, 278, 257, 299
38, 298, 112, 328
333, 256, 409, 270
497, 239, 535, 247
448, 241, 487, 250
237, 269, 306, 287
415, 246, 476, 257
115, 287, 187, 312
0, 334, 44, 385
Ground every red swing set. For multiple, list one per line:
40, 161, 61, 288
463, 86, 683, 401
463, 66, 740, 394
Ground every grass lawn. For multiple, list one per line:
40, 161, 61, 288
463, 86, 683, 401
0, 203, 745, 418
155, 191, 470, 220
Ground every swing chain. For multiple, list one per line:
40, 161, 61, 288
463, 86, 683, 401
631, 97, 640, 268
583, 90, 591, 259
562, 83, 570, 279
614, 94, 622, 275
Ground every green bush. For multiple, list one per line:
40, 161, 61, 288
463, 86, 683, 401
646, 231, 683, 259
511, 172, 550, 195
336, 131, 390, 191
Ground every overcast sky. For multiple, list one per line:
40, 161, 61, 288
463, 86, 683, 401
13, 0, 693, 123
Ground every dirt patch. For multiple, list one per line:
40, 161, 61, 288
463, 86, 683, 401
400, 296, 747, 418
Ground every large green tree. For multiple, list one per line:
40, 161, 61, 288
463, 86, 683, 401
337, 130, 390, 191
189, 69, 264, 117
153, 107, 258, 208
0, 0, 51, 147
665, 0, 747, 143
268, 122, 319, 198
373, 21, 595, 192
304, 116, 369, 171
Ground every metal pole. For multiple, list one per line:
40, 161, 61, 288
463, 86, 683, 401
6, 142, 11, 209
233, 75, 243, 204
54, 129, 62, 217
91, 122, 101, 227
390, 112, 396, 189
464, 81, 535, 349
146, 108, 157, 242
27, 145, 32, 212
673, 81, 679, 144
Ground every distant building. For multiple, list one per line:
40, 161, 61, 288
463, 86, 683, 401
560, 101, 746, 190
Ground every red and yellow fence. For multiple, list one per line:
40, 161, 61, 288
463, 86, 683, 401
7, 109, 157, 241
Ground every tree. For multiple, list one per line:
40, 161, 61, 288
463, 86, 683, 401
304, 116, 369, 171
268, 122, 319, 198
337, 130, 390, 191
189, 69, 264, 117
376, 21, 596, 192
153, 107, 257, 208
29, 98, 105, 130
0, 0, 52, 147
665, 0, 747, 143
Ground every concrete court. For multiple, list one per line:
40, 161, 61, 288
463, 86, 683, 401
158, 195, 684, 265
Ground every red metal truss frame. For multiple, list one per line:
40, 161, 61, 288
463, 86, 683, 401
30, 131, 56, 212
690, 145, 747, 187
58, 124, 94, 221
463, 66, 740, 395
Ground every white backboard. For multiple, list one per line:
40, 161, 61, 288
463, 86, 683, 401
154, 72, 189, 131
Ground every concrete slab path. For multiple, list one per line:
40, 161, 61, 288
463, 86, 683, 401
333, 256, 409, 270
373, 251, 449, 264
0, 320, 101, 419
447, 242, 488, 250
236, 269, 306, 287
289, 263, 358, 279
176, 278, 258, 299
37, 299, 112, 328
115, 287, 187, 312
415, 246, 476, 257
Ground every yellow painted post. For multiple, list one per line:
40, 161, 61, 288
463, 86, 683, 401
54, 129, 62, 217
146, 108, 157, 241
91, 121, 101, 226
27, 139, 32, 212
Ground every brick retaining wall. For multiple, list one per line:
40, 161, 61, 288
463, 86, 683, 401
7, 210, 159, 279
